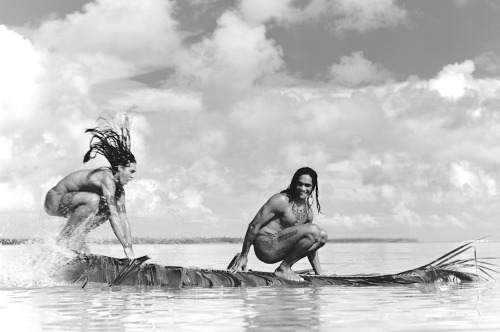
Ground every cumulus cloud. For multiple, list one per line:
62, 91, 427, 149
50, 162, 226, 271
174, 10, 284, 102
32, 0, 181, 82
0, 1, 180, 223
429, 60, 476, 99
0, 25, 45, 133
0, 24, 95, 189
328, 51, 394, 86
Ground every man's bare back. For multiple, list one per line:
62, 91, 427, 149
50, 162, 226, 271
51, 169, 112, 195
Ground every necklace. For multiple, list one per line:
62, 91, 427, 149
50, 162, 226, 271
291, 200, 308, 223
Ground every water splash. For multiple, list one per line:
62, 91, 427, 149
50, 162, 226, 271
0, 238, 77, 288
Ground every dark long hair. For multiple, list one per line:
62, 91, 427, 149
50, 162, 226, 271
83, 114, 136, 174
281, 167, 322, 214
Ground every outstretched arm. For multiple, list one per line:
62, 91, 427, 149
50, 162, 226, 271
102, 177, 134, 258
117, 195, 134, 259
229, 222, 258, 271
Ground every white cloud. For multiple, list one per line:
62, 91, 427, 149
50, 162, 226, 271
474, 51, 500, 77
0, 25, 45, 132
392, 202, 422, 227
33, 0, 181, 82
125, 177, 216, 224
239, 0, 407, 33
0, 137, 13, 163
0, 25, 96, 185
331, 0, 407, 33
106, 87, 203, 114
429, 60, 475, 99
449, 161, 498, 197
322, 213, 379, 229
181, 188, 210, 211
379, 184, 397, 204
280, 143, 330, 169
428, 214, 467, 228
329, 51, 394, 86
175, 11, 284, 97
0, 183, 37, 212
239, 0, 294, 26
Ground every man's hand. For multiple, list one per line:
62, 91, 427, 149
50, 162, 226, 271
124, 246, 135, 259
228, 254, 248, 273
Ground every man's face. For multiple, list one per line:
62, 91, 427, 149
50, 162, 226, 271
118, 163, 137, 185
295, 174, 313, 200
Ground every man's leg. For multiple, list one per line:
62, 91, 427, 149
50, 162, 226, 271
307, 228, 328, 274
254, 224, 325, 281
57, 192, 101, 251
84, 213, 108, 233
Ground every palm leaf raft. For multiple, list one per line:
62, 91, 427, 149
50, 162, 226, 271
60, 240, 498, 288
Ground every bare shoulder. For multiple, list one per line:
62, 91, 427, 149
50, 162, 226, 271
91, 168, 115, 185
90, 167, 113, 179
55, 169, 107, 191
266, 193, 289, 211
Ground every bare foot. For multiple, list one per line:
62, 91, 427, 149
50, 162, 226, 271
274, 266, 304, 282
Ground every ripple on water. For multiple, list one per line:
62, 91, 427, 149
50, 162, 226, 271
1, 242, 499, 331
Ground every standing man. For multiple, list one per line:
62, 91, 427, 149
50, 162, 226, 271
229, 167, 327, 281
44, 115, 136, 258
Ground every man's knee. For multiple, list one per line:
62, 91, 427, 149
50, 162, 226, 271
83, 194, 101, 214
306, 224, 322, 241
306, 225, 327, 244
319, 229, 328, 244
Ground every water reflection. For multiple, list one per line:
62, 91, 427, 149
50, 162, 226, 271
241, 287, 322, 331
2, 279, 499, 332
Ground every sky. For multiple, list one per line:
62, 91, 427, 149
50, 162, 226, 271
1, 0, 500, 242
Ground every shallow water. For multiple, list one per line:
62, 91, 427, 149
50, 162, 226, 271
1, 242, 499, 331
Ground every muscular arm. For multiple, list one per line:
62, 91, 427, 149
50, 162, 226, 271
102, 176, 134, 258
229, 194, 283, 272
240, 222, 259, 258
116, 193, 134, 258
241, 196, 282, 256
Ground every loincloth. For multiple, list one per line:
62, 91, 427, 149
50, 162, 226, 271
44, 188, 76, 217
45, 188, 109, 218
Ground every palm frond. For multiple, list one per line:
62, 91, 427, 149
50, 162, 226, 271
62, 239, 498, 288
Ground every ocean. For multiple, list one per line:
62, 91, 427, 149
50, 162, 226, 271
0, 241, 499, 331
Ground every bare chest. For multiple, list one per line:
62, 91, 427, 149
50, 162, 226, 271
280, 204, 313, 227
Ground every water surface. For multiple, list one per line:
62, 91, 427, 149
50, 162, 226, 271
1, 242, 498, 331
